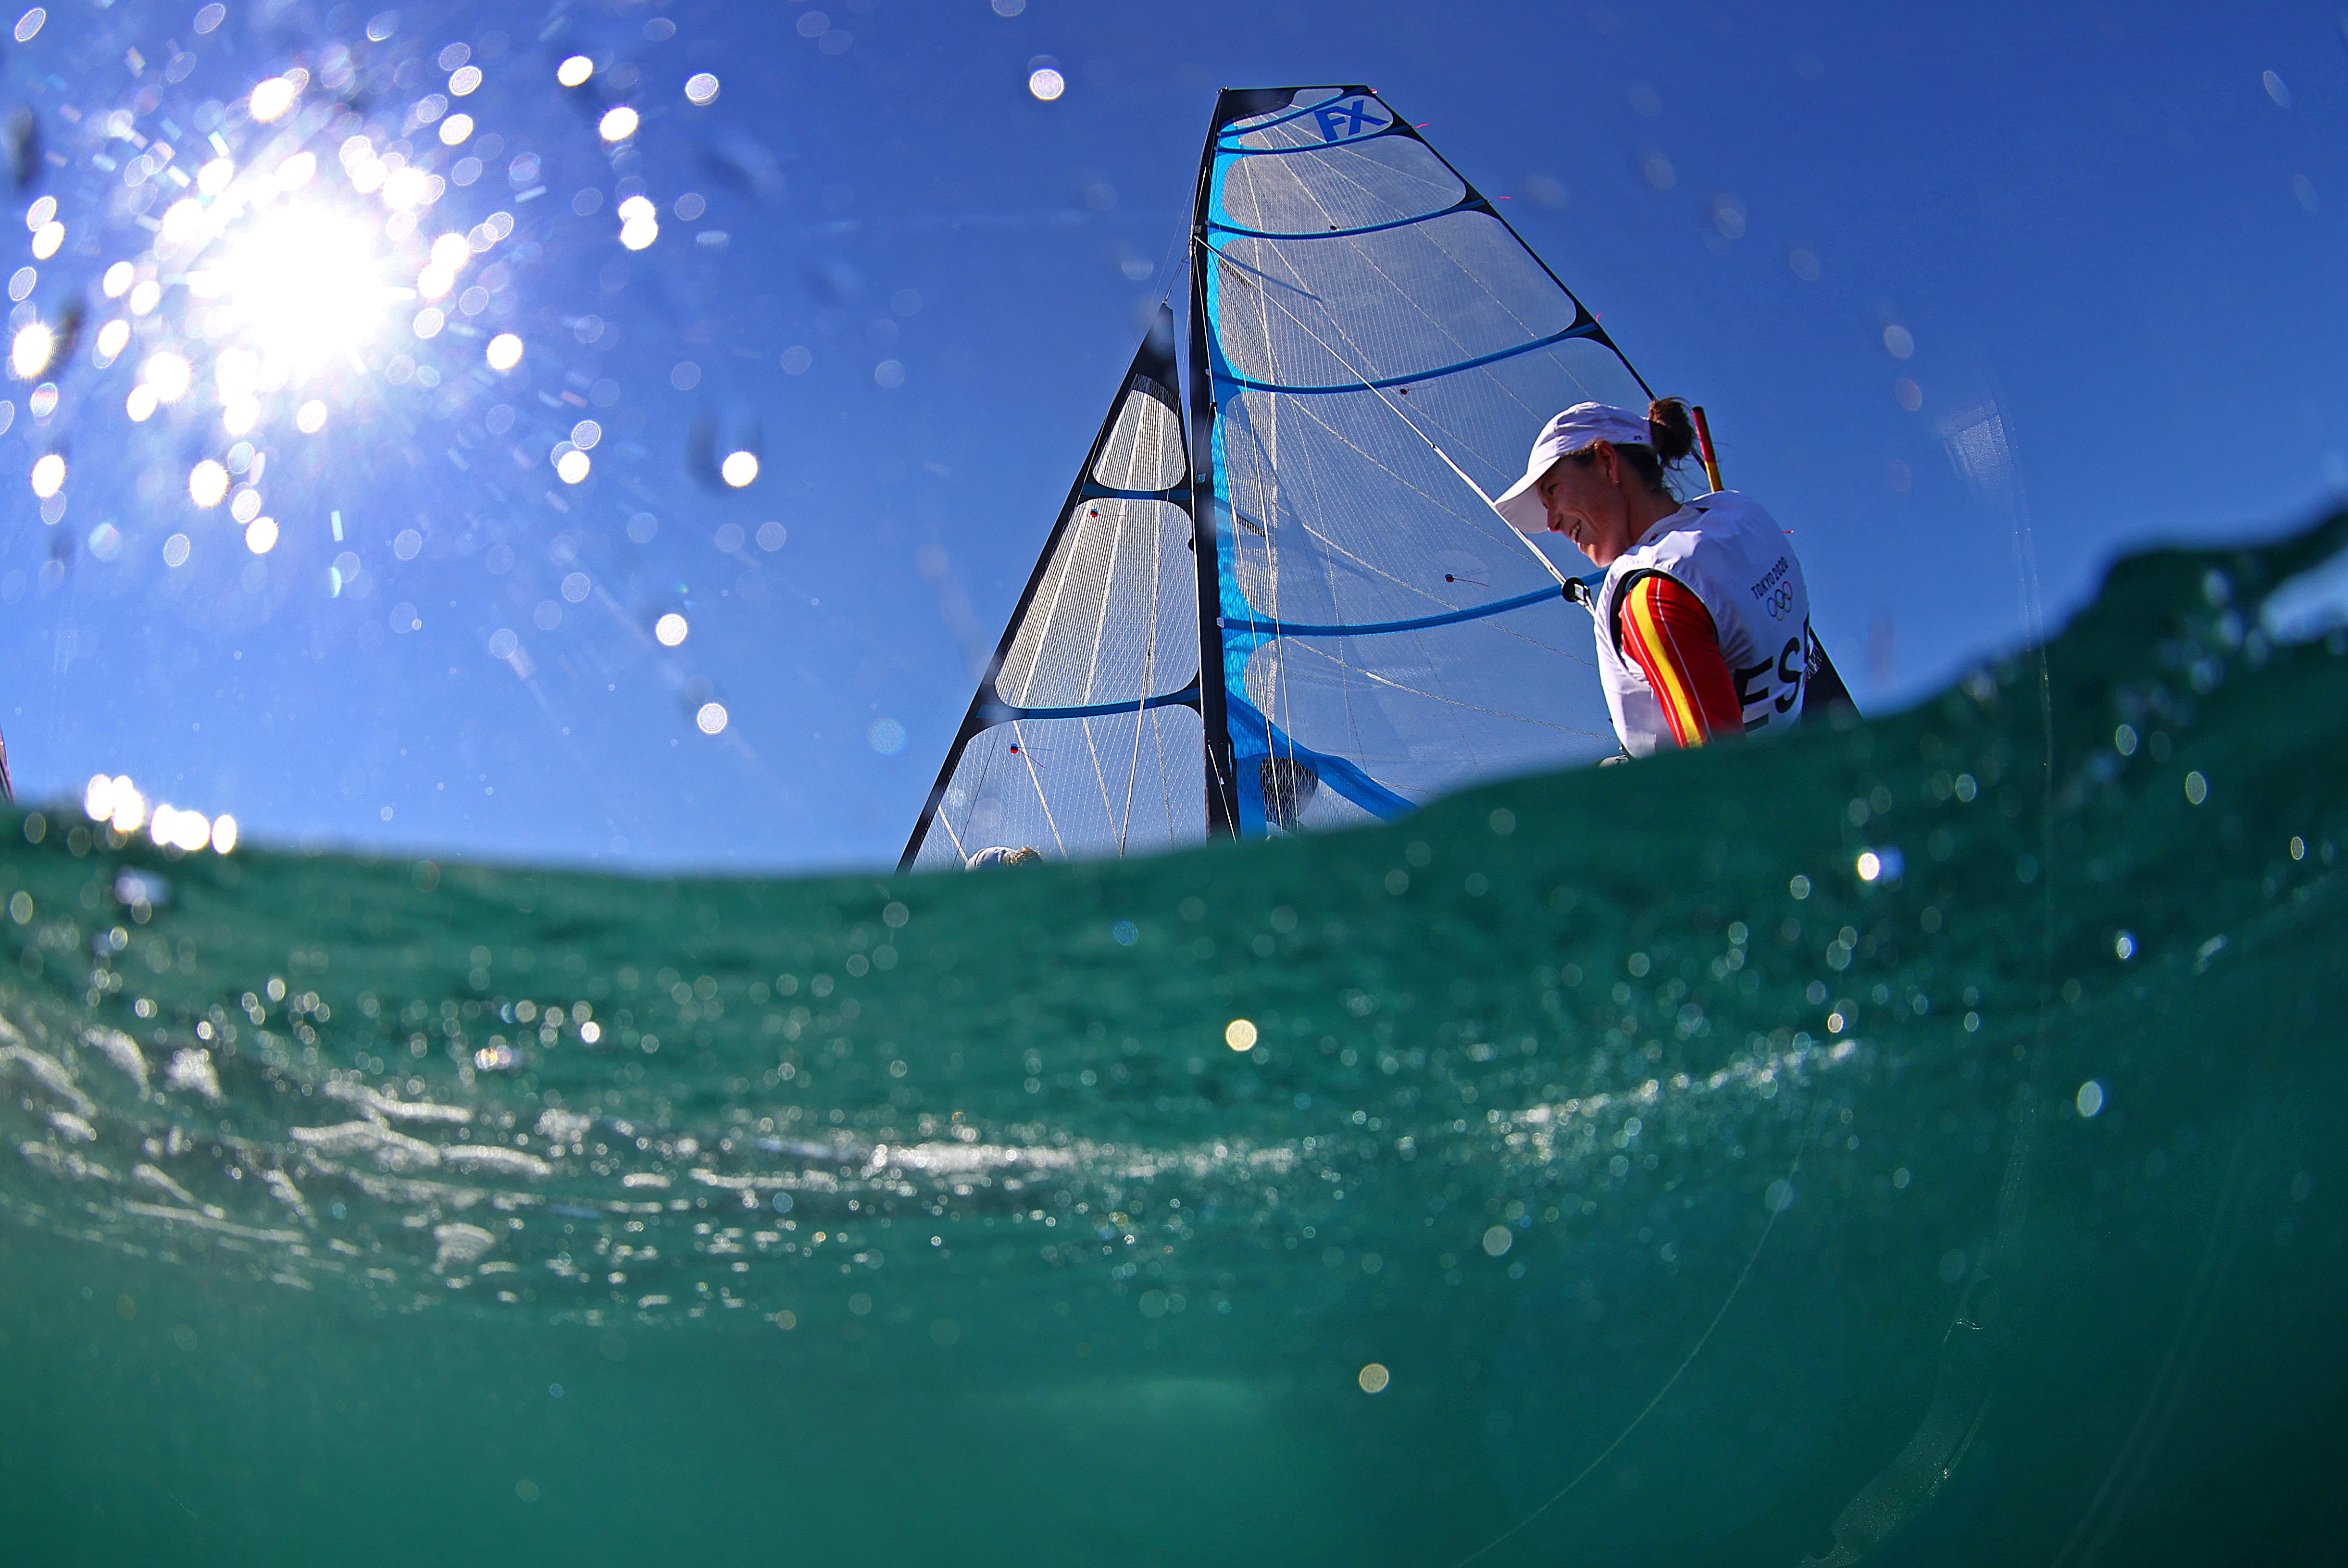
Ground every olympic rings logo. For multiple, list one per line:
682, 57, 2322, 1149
1766, 585, 1796, 621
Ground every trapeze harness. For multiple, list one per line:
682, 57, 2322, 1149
1588, 490, 1826, 757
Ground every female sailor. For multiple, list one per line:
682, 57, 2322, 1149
1492, 399, 1850, 756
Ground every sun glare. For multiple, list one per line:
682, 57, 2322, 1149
194, 204, 398, 370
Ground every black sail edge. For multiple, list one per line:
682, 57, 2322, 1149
898, 306, 1194, 872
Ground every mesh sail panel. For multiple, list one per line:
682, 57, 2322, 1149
903, 314, 1201, 872
911, 708, 1206, 871
1196, 87, 1652, 834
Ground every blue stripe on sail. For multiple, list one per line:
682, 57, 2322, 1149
997, 687, 1199, 723
1210, 321, 1599, 396
1224, 691, 1416, 824
1206, 197, 1476, 243
1220, 585, 1568, 639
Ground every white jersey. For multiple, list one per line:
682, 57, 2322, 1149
1589, 490, 1814, 757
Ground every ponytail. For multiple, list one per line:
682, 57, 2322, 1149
1646, 398, 1697, 467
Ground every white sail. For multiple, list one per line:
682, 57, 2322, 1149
906, 87, 1660, 868
902, 315, 1203, 870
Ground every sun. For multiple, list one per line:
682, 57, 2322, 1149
185, 202, 405, 374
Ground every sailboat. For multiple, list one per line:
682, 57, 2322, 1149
901, 85, 1661, 872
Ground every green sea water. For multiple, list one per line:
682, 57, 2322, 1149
3, 517, 2347, 1568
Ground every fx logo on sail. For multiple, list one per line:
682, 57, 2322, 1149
1313, 96, 1389, 143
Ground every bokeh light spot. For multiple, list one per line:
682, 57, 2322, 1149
29, 221, 61, 259
440, 113, 474, 146
654, 612, 688, 647
29, 452, 63, 498
1358, 1363, 1390, 1394
162, 533, 192, 568
245, 517, 279, 554
250, 76, 299, 123
486, 333, 524, 371
449, 65, 483, 96
189, 460, 230, 508
1027, 67, 1065, 101
557, 54, 594, 87
11, 322, 52, 379
868, 717, 906, 754
720, 451, 759, 487
696, 702, 728, 734
685, 73, 720, 105
297, 400, 328, 434
554, 449, 591, 484
599, 105, 640, 142
101, 261, 133, 298
1224, 1018, 1257, 1051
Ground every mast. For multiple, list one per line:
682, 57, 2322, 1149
1186, 92, 1277, 838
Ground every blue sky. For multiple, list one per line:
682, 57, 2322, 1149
2, 0, 2340, 870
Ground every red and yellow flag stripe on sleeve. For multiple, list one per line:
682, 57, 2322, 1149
1617, 573, 1745, 748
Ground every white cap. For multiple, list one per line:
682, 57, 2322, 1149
1492, 402, 1652, 535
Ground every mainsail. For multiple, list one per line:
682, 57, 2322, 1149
904, 86, 1659, 871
